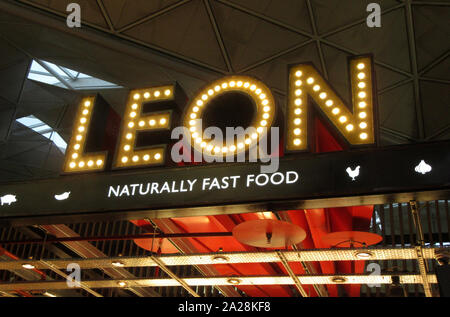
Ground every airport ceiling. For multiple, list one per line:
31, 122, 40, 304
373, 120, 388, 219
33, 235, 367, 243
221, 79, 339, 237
0, 0, 449, 182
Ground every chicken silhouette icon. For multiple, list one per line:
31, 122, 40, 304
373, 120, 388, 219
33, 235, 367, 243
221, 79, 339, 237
346, 166, 360, 181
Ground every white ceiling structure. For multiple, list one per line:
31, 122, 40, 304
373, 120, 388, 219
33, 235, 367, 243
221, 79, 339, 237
0, 0, 448, 181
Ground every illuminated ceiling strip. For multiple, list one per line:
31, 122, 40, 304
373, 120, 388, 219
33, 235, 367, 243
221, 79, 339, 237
0, 274, 438, 291
0, 248, 441, 271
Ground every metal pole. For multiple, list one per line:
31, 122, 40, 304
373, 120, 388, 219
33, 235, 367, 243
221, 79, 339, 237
409, 200, 433, 297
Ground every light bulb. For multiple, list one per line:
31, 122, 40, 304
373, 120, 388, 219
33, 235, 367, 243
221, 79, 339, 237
307, 77, 314, 84
144, 92, 150, 99
293, 139, 301, 145
295, 70, 302, 77
359, 122, 367, 129
154, 153, 161, 160
96, 159, 103, 166
326, 100, 333, 107
332, 108, 340, 115
319, 92, 327, 99
294, 128, 301, 135
339, 116, 347, 123
295, 98, 302, 106
133, 93, 140, 100
154, 91, 160, 97
357, 72, 365, 80
122, 157, 128, 163
346, 124, 354, 131
357, 63, 365, 70
160, 118, 167, 125
164, 89, 171, 96
313, 85, 320, 91
360, 132, 368, 140
359, 112, 367, 119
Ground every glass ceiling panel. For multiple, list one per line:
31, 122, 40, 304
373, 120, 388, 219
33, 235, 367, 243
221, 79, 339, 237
27, 59, 121, 90
16, 115, 67, 153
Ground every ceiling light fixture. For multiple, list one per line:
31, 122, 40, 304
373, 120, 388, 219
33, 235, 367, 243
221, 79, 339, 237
112, 261, 125, 267
22, 263, 35, 269
331, 276, 347, 283
355, 251, 373, 259
227, 278, 241, 285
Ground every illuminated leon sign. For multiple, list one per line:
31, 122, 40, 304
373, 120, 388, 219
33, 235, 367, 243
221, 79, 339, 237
63, 55, 376, 173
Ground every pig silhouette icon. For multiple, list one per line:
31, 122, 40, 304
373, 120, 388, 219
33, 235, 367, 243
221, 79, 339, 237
1, 194, 17, 206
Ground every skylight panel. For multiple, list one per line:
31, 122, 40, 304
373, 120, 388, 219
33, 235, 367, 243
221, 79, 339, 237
16, 115, 67, 153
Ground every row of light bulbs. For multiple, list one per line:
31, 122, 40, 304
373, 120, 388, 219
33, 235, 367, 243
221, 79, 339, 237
186, 77, 273, 155
355, 62, 369, 140
288, 60, 372, 149
67, 99, 105, 170
116, 87, 173, 167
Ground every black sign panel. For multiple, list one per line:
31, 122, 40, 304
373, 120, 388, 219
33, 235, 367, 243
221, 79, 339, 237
0, 141, 449, 223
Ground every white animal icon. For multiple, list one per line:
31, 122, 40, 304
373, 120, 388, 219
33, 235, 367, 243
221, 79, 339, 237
346, 166, 360, 181
1, 194, 17, 206
54, 191, 71, 201
415, 160, 432, 175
